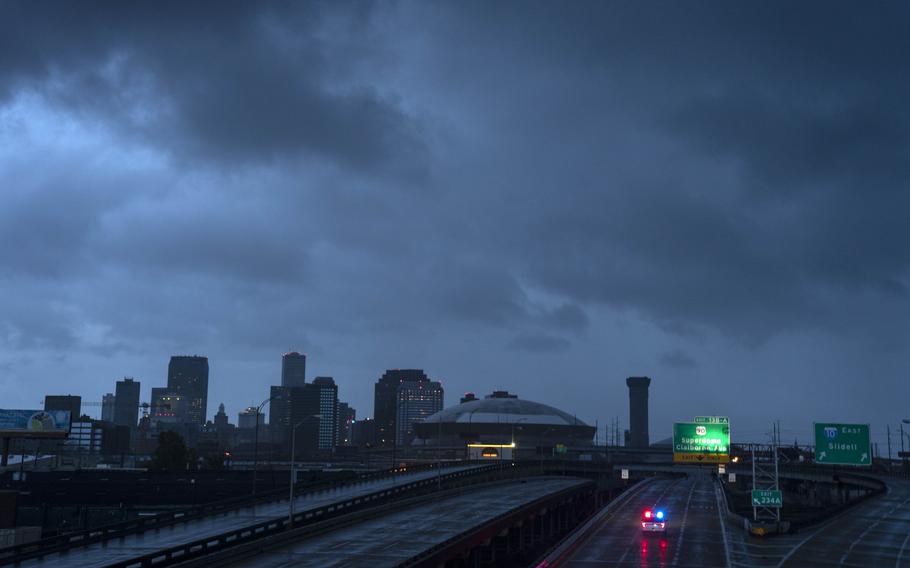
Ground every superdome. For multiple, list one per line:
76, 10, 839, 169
412, 390, 595, 448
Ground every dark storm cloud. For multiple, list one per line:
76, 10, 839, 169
408, 1, 910, 344
0, 1, 425, 177
660, 350, 697, 370
2, 1, 909, 428
508, 332, 570, 353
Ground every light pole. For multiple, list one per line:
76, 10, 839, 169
466, 408, 480, 461
436, 414, 443, 490
252, 393, 282, 496
289, 414, 321, 527
901, 421, 910, 470
511, 418, 528, 463
539, 426, 555, 473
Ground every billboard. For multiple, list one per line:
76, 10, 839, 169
814, 423, 871, 466
0, 409, 71, 435
673, 421, 730, 463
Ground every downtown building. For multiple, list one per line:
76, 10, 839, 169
43, 395, 81, 429
337, 402, 356, 446
373, 369, 444, 447
149, 388, 187, 426
268, 356, 338, 457
166, 355, 209, 425
101, 393, 116, 422
270, 381, 338, 456
281, 352, 307, 387
114, 378, 141, 431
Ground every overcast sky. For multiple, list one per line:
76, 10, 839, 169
1, 2, 908, 447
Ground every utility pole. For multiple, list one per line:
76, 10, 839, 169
887, 424, 893, 463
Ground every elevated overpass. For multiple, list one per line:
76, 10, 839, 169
9, 458, 910, 567
3, 463, 491, 567
219, 476, 592, 567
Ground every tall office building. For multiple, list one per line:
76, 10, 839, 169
311, 377, 338, 450
238, 406, 265, 430
626, 376, 651, 449
150, 388, 186, 425
167, 355, 209, 425
337, 402, 355, 446
281, 352, 307, 388
101, 393, 116, 422
351, 417, 375, 447
269, 380, 336, 455
373, 369, 443, 447
213, 403, 229, 429
43, 395, 81, 428
114, 377, 141, 430
269, 385, 292, 443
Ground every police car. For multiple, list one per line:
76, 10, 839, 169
641, 509, 667, 534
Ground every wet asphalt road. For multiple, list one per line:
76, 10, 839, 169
563, 473, 910, 568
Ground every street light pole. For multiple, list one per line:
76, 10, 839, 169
437, 415, 443, 490
289, 415, 321, 527
252, 394, 282, 496
466, 408, 479, 461
511, 418, 528, 463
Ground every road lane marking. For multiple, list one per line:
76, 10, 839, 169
839, 495, 910, 566
897, 532, 910, 568
714, 480, 732, 568
774, 482, 903, 568
671, 480, 696, 567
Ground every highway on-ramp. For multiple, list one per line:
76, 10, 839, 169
227, 476, 589, 568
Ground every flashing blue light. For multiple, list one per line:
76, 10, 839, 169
655, 510, 665, 520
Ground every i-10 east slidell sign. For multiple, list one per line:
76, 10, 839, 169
814, 423, 871, 466
673, 422, 730, 463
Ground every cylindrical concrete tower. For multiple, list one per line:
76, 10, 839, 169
626, 376, 651, 448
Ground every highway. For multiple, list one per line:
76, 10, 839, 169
560, 473, 910, 568
773, 475, 910, 568
17, 464, 484, 568
227, 476, 589, 567
562, 474, 730, 568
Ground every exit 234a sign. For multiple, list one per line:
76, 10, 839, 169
751, 490, 783, 508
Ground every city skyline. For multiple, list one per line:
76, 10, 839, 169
1, 3, 908, 447
23, 350, 904, 451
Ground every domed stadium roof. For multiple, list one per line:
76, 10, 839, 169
423, 391, 590, 427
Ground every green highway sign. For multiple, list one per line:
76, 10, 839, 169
673, 422, 730, 463
814, 423, 871, 466
694, 416, 729, 424
751, 490, 783, 508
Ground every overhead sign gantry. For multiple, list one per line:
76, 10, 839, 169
673, 419, 730, 463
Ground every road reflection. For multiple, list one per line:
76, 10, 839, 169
640, 536, 669, 567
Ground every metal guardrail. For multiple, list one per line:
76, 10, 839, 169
101, 464, 502, 568
0, 461, 454, 566
398, 477, 595, 568
718, 468, 888, 533
532, 478, 653, 568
